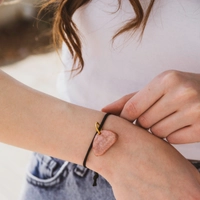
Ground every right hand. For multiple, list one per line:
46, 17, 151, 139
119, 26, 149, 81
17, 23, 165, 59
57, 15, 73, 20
89, 116, 200, 200
103, 71, 200, 144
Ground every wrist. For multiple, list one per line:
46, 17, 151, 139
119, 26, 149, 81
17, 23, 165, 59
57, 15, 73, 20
86, 114, 133, 173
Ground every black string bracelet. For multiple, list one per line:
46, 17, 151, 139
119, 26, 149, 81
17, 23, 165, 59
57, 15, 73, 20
83, 113, 111, 186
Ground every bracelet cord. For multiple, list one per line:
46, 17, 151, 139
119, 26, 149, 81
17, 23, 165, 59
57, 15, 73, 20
83, 113, 111, 186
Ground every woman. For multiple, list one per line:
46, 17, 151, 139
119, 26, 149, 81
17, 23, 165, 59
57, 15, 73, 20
0, 0, 200, 199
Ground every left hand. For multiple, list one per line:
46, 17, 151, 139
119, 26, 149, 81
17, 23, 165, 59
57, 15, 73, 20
102, 70, 200, 144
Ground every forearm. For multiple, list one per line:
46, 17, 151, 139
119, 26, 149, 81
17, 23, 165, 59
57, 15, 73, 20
0, 70, 127, 170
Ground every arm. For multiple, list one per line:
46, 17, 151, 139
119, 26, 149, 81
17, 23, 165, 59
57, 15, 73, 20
0, 69, 106, 166
1, 69, 200, 199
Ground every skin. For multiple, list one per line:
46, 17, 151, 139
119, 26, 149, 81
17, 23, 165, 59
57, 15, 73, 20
0, 69, 200, 199
103, 70, 200, 144
99, 122, 200, 200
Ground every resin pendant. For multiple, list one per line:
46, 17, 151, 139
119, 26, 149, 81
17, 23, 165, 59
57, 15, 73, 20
93, 130, 118, 156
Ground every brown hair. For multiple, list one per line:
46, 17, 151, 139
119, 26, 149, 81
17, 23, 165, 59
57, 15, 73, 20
42, 0, 155, 74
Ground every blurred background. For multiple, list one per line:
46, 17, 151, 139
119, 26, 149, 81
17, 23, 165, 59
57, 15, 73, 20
0, 1, 63, 199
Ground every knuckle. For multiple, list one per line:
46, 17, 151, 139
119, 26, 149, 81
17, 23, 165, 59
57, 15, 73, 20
151, 125, 166, 138
166, 135, 176, 144
161, 70, 180, 79
123, 102, 137, 120
124, 101, 138, 119
174, 85, 198, 105
159, 70, 182, 90
138, 115, 150, 128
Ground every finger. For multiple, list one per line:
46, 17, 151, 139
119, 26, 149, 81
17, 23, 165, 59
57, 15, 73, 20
120, 78, 164, 120
102, 93, 136, 115
166, 125, 200, 144
151, 110, 192, 138
137, 92, 177, 128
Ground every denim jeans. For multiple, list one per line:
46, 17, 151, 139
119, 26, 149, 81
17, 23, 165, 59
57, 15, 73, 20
19, 153, 115, 200
20, 153, 200, 200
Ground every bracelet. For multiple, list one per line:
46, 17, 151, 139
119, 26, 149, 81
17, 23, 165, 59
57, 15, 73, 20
83, 113, 118, 186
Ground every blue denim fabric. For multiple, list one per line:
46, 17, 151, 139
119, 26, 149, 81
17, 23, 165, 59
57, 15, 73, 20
19, 153, 115, 200
19, 153, 200, 200
189, 160, 200, 172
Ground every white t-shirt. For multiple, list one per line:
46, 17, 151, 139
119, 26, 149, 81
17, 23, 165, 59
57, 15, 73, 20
57, 0, 200, 159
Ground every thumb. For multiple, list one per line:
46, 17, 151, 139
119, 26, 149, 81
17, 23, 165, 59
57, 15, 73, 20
102, 92, 137, 115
